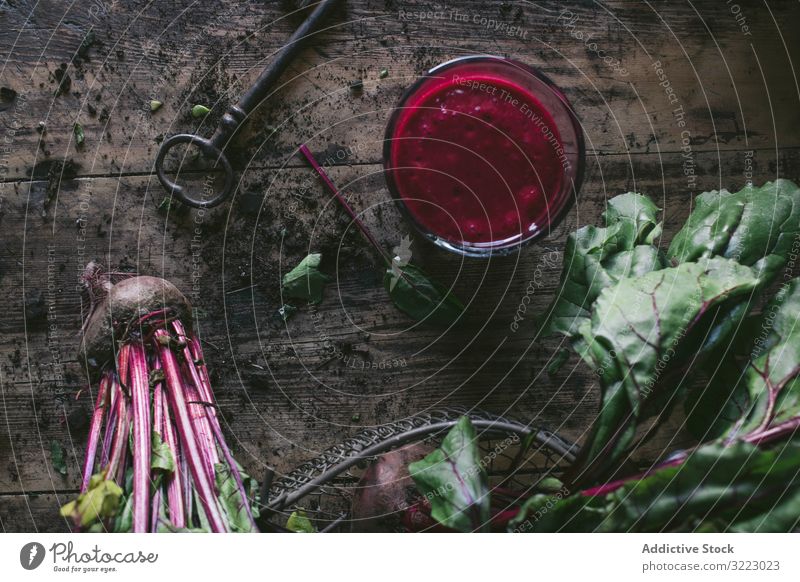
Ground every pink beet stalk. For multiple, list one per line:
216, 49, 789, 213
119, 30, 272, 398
173, 322, 220, 471
184, 381, 219, 482
128, 343, 152, 533
80, 374, 109, 492
180, 446, 192, 523
153, 374, 164, 436
150, 489, 162, 533
99, 376, 119, 467
177, 324, 256, 528
106, 390, 130, 484
160, 387, 186, 529
155, 328, 228, 532
185, 342, 256, 528
186, 333, 216, 413
117, 343, 131, 386
71, 268, 258, 532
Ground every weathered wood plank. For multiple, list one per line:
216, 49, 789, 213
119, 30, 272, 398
1, 0, 798, 184
0, 493, 69, 532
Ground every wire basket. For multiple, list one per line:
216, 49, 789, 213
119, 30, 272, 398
259, 407, 578, 532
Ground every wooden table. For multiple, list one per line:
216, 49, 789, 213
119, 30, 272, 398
1, 0, 799, 532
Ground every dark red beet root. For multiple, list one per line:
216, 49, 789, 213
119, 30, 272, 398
350, 444, 436, 532
80, 274, 192, 365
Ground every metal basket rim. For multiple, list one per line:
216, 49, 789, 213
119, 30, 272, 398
263, 408, 578, 514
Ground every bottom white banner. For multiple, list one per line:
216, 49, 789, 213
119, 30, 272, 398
1, 533, 796, 581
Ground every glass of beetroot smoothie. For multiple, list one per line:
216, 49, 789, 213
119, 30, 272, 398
384, 56, 584, 256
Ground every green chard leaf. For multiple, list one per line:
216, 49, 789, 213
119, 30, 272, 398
151, 431, 175, 473
286, 510, 316, 533
112, 470, 136, 533
668, 179, 800, 283
686, 275, 800, 443
727, 276, 800, 442
194, 489, 212, 532
60, 473, 123, 529
683, 355, 750, 441
540, 192, 666, 345
574, 257, 763, 481
511, 439, 800, 532
113, 492, 134, 533
282, 253, 331, 305
384, 261, 464, 326
409, 416, 490, 532
214, 462, 259, 533
50, 440, 68, 476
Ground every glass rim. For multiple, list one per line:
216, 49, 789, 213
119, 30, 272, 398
382, 54, 586, 258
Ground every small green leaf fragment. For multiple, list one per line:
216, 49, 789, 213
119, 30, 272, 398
286, 509, 316, 533
191, 104, 210, 118
546, 348, 570, 375
214, 463, 259, 533
150, 100, 163, 112
60, 473, 123, 528
73, 122, 85, 146
536, 477, 565, 494
50, 440, 68, 476
151, 431, 175, 473
282, 253, 331, 305
149, 368, 165, 387
385, 262, 464, 326
409, 416, 490, 532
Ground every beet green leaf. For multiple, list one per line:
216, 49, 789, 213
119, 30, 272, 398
540, 192, 666, 349
409, 417, 490, 532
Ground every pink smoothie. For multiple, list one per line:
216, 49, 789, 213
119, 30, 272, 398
388, 72, 568, 245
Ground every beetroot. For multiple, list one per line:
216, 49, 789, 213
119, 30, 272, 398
79, 265, 192, 365
350, 444, 437, 532
350, 443, 530, 532
63, 265, 258, 533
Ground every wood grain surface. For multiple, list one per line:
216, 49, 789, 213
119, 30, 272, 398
1, 0, 799, 531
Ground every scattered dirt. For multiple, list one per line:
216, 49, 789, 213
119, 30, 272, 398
73, 31, 101, 65
27, 159, 80, 214
52, 64, 71, 96
0, 86, 17, 112
24, 289, 45, 322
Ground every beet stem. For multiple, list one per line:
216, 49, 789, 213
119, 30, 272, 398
128, 343, 152, 533
150, 488, 162, 533
180, 445, 192, 523
99, 377, 119, 467
185, 381, 219, 482
106, 385, 129, 484
175, 323, 256, 528
155, 328, 228, 532
80, 373, 110, 492
171, 324, 219, 478
159, 383, 187, 529
299, 144, 392, 267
